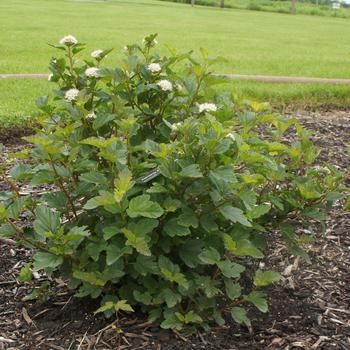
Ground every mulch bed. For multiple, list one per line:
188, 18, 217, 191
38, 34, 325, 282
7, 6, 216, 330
0, 111, 349, 350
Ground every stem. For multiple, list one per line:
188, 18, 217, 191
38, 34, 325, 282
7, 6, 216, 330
7, 219, 78, 263
0, 172, 20, 197
0, 173, 36, 216
67, 46, 74, 75
49, 156, 78, 220
188, 74, 205, 108
7, 220, 53, 254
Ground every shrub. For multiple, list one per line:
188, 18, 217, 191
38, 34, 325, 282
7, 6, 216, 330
0, 34, 346, 332
247, 2, 262, 11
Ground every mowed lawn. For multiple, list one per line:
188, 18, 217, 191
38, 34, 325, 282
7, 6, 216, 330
2, 0, 350, 126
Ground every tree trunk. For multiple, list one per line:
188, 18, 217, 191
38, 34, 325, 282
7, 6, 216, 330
191, 0, 195, 6
220, 0, 225, 8
291, 0, 297, 14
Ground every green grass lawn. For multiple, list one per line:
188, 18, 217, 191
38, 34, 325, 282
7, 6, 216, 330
161, 0, 350, 18
1, 0, 350, 126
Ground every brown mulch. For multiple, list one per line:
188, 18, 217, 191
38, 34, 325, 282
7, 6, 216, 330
0, 111, 349, 350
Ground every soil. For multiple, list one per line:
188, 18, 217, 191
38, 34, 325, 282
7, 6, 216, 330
0, 111, 349, 350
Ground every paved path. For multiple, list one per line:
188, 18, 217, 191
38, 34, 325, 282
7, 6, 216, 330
2, 73, 350, 84
0, 74, 48, 79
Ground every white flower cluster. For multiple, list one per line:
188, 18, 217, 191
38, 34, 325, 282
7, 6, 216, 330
171, 122, 183, 131
157, 80, 173, 92
65, 88, 79, 101
226, 132, 235, 141
85, 67, 99, 78
147, 63, 161, 73
59, 35, 78, 46
86, 112, 96, 119
198, 103, 217, 113
91, 49, 103, 59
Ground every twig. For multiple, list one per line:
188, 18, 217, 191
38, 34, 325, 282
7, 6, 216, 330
326, 307, 350, 315
0, 280, 17, 286
0, 236, 16, 246
77, 330, 88, 350
124, 332, 149, 341
172, 329, 189, 343
93, 320, 118, 336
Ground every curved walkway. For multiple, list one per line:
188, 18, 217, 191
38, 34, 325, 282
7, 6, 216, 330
2, 73, 350, 84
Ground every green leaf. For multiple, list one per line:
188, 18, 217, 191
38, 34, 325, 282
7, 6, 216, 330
92, 113, 116, 130
163, 197, 181, 212
33, 252, 63, 271
114, 169, 134, 202
64, 226, 90, 241
73, 270, 105, 287
213, 310, 226, 326
95, 300, 134, 314
222, 233, 237, 252
79, 172, 108, 186
176, 311, 203, 324
178, 210, 198, 228
345, 196, 350, 211
198, 247, 220, 265
179, 164, 203, 178
214, 139, 231, 154
122, 227, 151, 256
106, 244, 131, 266
7, 196, 28, 220
163, 218, 191, 237
224, 280, 241, 300
9, 164, 33, 180
80, 136, 107, 148
95, 301, 115, 314
129, 218, 159, 235
231, 307, 251, 327
84, 191, 115, 210
200, 215, 218, 232
159, 256, 188, 289
244, 291, 268, 313
33, 206, 60, 235
102, 224, 122, 240
18, 263, 33, 283
209, 166, 237, 184
161, 288, 182, 308
232, 239, 264, 258
0, 205, 7, 224
178, 239, 203, 267
288, 244, 311, 264
247, 204, 271, 219
297, 181, 322, 200
134, 255, 159, 275
0, 223, 16, 237
254, 270, 281, 287
42, 192, 68, 211
217, 259, 245, 278
86, 242, 107, 261
161, 310, 183, 330
219, 206, 252, 227
133, 290, 153, 305
197, 276, 221, 297
127, 195, 164, 218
